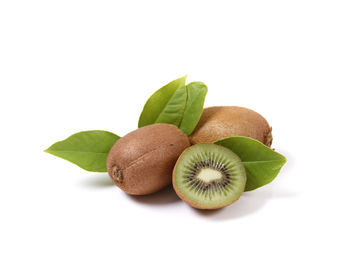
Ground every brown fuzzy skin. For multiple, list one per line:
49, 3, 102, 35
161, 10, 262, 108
172, 147, 241, 210
107, 124, 190, 195
190, 106, 273, 147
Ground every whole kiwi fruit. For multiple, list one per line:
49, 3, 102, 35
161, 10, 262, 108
107, 123, 190, 195
190, 106, 272, 147
173, 143, 246, 209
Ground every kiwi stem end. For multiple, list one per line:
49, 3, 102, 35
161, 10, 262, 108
111, 166, 123, 184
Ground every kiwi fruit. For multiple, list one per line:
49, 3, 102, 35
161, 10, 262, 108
107, 124, 190, 195
172, 143, 246, 209
190, 106, 273, 147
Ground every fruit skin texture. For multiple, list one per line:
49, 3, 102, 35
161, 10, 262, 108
107, 124, 190, 195
189, 106, 272, 147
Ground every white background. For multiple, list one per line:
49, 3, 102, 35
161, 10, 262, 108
1, 1, 349, 261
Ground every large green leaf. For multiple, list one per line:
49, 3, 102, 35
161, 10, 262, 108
45, 130, 119, 172
138, 75, 187, 128
179, 82, 208, 135
215, 136, 287, 191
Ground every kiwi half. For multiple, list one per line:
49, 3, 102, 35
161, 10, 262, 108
173, 143, 246, 209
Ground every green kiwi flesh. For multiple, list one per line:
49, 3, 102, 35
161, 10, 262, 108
172, 144, 247, 209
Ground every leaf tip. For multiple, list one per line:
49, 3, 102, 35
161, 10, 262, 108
43, 147, 50, 153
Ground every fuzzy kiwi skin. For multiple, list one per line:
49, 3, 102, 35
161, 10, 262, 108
172, 144, 244, 210
107, 124, 190, 195
190, 106, 273, 147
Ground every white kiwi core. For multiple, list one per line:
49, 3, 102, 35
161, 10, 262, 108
196, 168, 222, 183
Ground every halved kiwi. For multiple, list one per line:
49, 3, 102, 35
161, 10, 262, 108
173, 143, 246, 209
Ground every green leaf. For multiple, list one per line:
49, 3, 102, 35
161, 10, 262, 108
154, 85, 187, 126
215, 136, 287, 191
44, 130, 120, 172
138, 76, 208, 136
179, 81, 208, 135
138, 75, 187, 128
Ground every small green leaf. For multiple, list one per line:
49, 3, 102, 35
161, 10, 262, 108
44, 130, 120, 172
215, 136, 287, 191
179, 81, 208, 135
138, 75, 187, 128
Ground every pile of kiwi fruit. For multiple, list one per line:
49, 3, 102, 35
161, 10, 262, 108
107, 106, 272, 210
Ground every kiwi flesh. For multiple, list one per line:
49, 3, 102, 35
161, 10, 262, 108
107, 124, 190, 195
190, 106, 273, 147
172, 143, 246, 209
